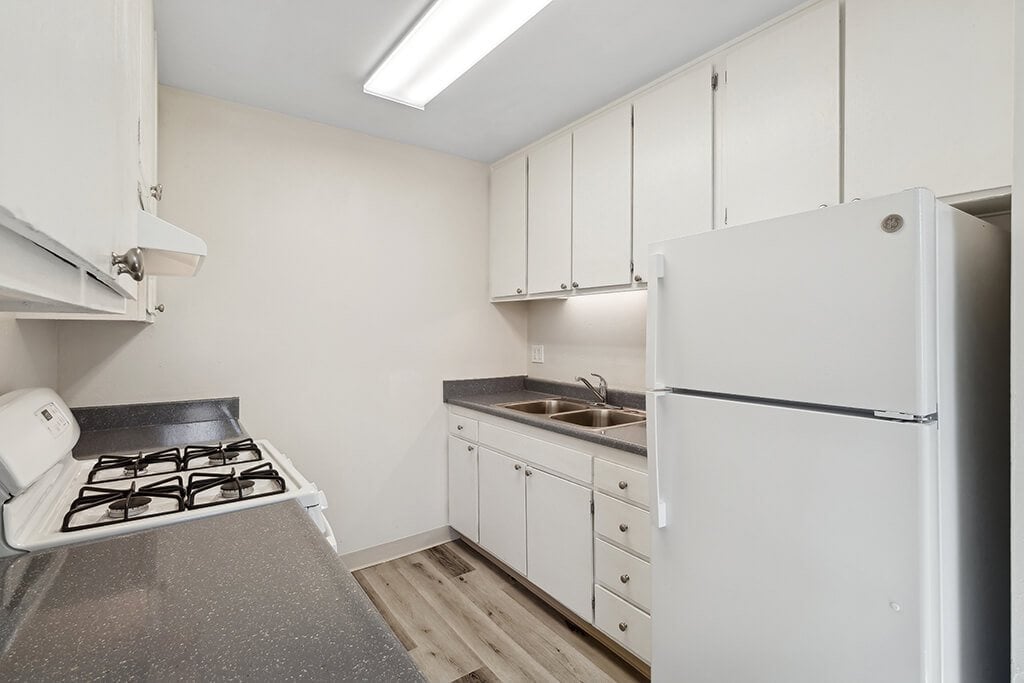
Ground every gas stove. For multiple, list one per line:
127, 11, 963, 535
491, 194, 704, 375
0, 389, 336, 555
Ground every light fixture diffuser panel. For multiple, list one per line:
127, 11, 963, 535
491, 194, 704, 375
364, 0, 554, 109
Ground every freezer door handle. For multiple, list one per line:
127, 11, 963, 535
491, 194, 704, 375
647, 390, 668, 528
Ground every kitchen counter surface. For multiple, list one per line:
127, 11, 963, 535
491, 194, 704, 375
0, 501, 423, 682
446, 385, 647, 456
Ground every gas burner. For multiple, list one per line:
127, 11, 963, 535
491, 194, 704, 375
183, 438, 262, 470
187, 463, 285, 509
107, 495, 151, 518
220, 479, 255, 499
87, 448, 182, 484
62, 477, 186, 532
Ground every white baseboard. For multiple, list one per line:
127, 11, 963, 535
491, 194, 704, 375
341, 525, 459, 571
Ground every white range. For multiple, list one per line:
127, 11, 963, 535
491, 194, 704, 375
0, 387, 336, 555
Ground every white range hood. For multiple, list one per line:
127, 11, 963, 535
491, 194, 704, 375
136, 208, 207, 277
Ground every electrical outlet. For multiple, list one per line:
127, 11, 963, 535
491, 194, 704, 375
530, 345, 545, 363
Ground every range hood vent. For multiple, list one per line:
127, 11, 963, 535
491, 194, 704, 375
137, 209, 207, 277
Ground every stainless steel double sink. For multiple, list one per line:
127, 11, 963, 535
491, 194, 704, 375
497, 398, 646, 431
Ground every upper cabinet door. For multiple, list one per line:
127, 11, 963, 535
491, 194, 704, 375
845, 0, 1012, 202
527, 133, 573, 294
632, 63, 714, 283
0, 0, 143, 298
718, 0, 840, 227
571, 103, 633, 289
489, 155, 527, 298
138, 0, 159, 215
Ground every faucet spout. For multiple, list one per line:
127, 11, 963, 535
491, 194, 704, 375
575, 373, 609, 405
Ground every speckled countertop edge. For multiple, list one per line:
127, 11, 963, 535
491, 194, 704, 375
446, 387, 647, 457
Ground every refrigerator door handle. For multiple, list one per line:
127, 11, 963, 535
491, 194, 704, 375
647, 390, 668, 528
646, 252, 666, 390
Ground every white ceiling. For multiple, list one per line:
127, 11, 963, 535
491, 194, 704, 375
154, 0, 804, 163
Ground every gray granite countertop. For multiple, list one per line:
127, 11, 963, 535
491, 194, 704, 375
443, 377, 647, 456
0, 501, 423, 682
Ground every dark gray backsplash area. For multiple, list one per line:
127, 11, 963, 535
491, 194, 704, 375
71, 397, 245, 459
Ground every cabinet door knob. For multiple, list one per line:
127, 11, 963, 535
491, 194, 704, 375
560, 283, 568, 290
619, 523, 629, 532
525, 469, 533, 477
150, 184, 163, 201
618, 622, 628, 632
514, 464, 522, 471
467, 446, 473, 452
457, 424, 464, 430
111, 248, 145, 282
516, 288, 523, 294
618, 481, 628, 490
151, 304, 165, 314
620, 574, 630, 584
634, 274, 642, 282
572, 282, 579, 288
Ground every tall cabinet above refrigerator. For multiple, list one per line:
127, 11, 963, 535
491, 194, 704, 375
646, 189, 1009, 682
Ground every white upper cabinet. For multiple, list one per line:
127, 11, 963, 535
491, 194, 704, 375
138, 0, 159, 215
527, 133, 573, 295
489, 155, 527, 298
0, 1, 147, 299
632, 62, 714, 283
571, 103, 633, 290
845, 0, 1012, 202
718, 0, 840, 227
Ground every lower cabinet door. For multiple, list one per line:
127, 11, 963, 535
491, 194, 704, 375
478, 447, 527, 574
526, 467, 594, 620
447, 436, 479, 543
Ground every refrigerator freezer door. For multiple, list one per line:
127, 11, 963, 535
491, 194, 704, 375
649, 189, 936, 417
651, 393, 938, 683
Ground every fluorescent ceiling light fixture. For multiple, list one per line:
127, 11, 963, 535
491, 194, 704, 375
364, 0, 554, 109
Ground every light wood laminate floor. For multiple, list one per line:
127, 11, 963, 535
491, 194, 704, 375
354, 540, 647, 683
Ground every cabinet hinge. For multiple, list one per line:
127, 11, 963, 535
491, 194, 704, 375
711, 72, 719, 91
592, 596, 596, 609
724, 207, 728, 225
590, 499, 595, 515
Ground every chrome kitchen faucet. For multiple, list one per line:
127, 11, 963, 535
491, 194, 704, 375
575, 373, 608, 405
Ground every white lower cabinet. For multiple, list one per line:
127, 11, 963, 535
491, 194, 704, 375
478, 447, 528, 574
525, 467, 593, 620
448, 407, 650, 663
595, 585, 652, 661
447, 436, 479, 543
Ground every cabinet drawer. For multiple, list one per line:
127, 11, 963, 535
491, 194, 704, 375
595, 585, 651, 662
594, 493, 650, 558
594, 459, 648, 507
595, 539, 651, 612
448, 413, 479, 442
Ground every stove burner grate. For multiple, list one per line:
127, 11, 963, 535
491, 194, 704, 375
61, 477, 186, 532
187, 463, 285, 509
183, 438, 262, 470
87, 448, 182, 483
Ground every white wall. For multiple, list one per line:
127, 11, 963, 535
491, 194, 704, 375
0, 318, 58, 393
57, 87, 528, 554
526, 290, 646, 390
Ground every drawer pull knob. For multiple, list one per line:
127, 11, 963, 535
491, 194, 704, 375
620, 574, 630, 584
516, 288, 523, 294
618, 481, 628, 490
467, 446, 474, 452
457, 424, 464, 430
525, 469, 533, 477
514, 464, 522, 471
618, 622, 628, 632
619, 523, 629, 533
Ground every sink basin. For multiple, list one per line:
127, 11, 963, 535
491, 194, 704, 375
549, 408, 646, 429
499, 399, 590, 415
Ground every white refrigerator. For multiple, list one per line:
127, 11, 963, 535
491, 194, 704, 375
645, 189, 1009, 682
